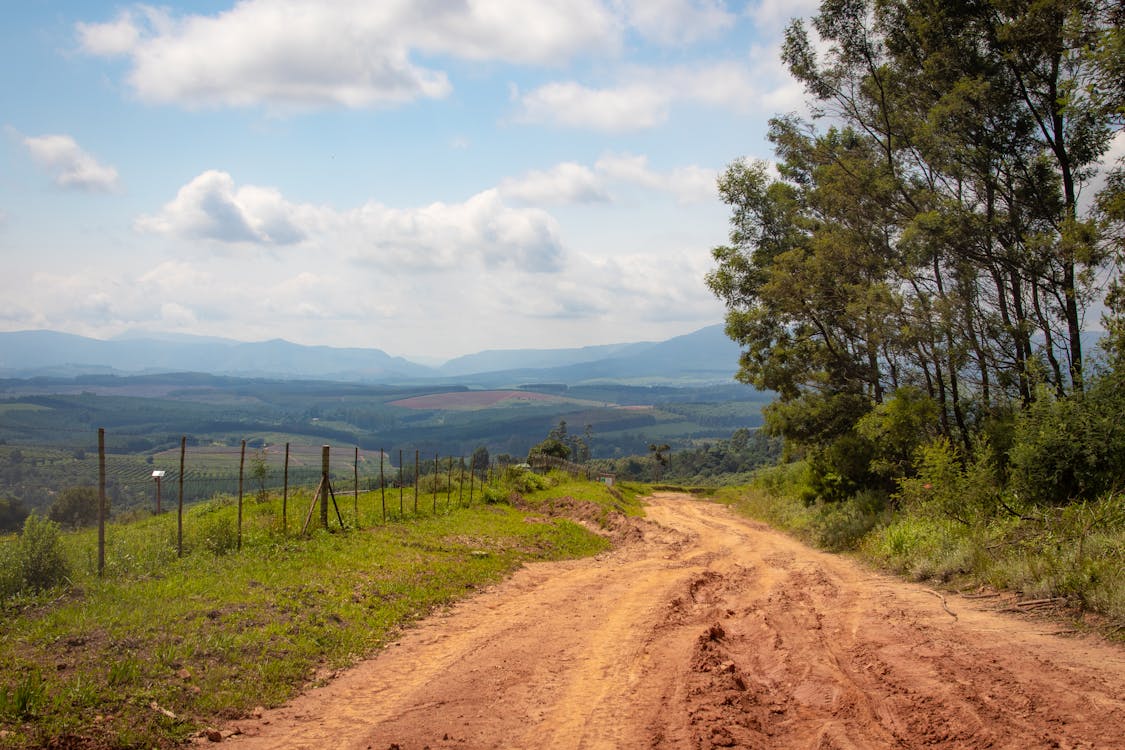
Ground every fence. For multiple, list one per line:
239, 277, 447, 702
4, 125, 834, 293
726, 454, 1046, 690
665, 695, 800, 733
80, 429, 548, 575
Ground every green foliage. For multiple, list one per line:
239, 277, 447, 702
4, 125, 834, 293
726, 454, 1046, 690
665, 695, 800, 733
806, 432, 877, 503
894, 438, 1003, 525
0, 515, 69, 599
529, 437, 570, 461
471, 445, 490, 473
194, 502, 240, 556
855, 387, 941, 482
762, 391, 872, 448
47, 486, 100, 529
1009, 376, 1125, 504
0, 497, 28, 533
807, 489, 889, 551
502, 465, 552, 494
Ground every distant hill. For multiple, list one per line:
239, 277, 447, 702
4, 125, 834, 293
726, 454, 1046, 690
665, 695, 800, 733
438, 340, 654, 376
0, 330, 434, 381
0, 325, 742, 385
451, 325, 741, 386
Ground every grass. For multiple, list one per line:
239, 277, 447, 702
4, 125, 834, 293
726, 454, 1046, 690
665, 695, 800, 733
0, 470, 627, 749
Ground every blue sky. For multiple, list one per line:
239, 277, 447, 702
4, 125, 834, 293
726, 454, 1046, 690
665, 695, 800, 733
1, 0, 817, 362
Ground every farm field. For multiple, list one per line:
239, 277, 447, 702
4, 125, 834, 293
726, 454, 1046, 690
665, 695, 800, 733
0, 374, 771, 514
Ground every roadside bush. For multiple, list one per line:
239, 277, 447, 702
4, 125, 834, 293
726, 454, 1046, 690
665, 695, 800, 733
1009, 375, 1125, 504
894, 437, 1002, 525
808, 489, 889, 551
503, 466, 552, 494
863, 514, 979, 582
805, 432, 876, 503
855, 386, 941, 484
987, 492, 1125, 615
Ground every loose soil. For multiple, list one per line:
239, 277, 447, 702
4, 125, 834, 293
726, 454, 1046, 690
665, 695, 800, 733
220, 493, 1125, 749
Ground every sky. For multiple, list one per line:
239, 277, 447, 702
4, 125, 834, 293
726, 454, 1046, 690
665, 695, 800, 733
0, 0, 819, 363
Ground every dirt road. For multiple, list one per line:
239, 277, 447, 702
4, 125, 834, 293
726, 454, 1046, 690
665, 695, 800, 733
223, 493, 1125, 749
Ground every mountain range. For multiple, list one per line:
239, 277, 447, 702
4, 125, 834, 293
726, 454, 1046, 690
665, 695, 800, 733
0, 326, 742, 386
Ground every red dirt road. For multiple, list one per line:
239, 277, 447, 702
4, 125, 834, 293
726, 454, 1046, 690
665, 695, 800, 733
223, 493, 1125, 749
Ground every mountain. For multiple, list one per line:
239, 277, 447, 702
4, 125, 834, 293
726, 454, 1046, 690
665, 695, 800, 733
0, 330, 434, 381
0, 325, 741, 385
449, 325, 740, 386
438, 340, 655, 377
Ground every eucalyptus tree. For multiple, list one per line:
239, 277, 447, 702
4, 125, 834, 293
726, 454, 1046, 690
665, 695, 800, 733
708, 0, 1122, 486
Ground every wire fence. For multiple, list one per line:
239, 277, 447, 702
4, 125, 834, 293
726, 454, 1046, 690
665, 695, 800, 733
69, 429, 593, 574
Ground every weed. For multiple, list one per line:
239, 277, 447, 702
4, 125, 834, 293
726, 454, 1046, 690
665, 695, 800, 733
0, 672, 45, 720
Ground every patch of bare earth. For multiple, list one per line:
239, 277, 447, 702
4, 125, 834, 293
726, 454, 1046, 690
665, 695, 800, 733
216, 493, 1125, 749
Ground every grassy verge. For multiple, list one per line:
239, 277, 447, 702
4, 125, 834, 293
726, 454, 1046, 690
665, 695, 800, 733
0, 472, 626, 749
709, 463, 1125, 638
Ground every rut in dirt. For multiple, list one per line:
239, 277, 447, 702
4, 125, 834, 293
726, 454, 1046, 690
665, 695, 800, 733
222, 493, 1125, 750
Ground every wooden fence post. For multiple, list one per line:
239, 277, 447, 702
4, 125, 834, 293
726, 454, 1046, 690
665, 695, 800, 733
320, 445, 330, 529
177, 436, 185, 558
398, 449, 404, 516
283, 442, 290, 534
238, 440, 245, 551
446, 456, 453, 509
459, 457, 465, 506
414, 449, 419, 514
380, 449, 386, 523
98, 428, 106, 576
433, 453, 439, 514
354, 446, 359, 528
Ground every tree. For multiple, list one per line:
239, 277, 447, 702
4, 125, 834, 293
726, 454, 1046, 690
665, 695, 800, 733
0, 497, 29, 532
709, 0, 1122, 501
250, 449, 269, 502
471, 445, 490, 474
48, 486, 100, 528
529, 438, 570, 461
649, 443, 671, 480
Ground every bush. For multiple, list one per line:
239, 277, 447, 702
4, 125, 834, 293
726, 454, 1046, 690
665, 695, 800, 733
48, 486, 101, 528
0, 515, 70, 598
808, 489, 889, 551
0, 497, 29, 532
894, 437, 1002, 525
1009, 375, 1125, 504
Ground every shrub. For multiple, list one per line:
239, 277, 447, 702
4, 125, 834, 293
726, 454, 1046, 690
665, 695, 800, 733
808, 489, 889, 551
806, 432, 876, 503
1009, 375, 1125, 504
0, 497, 29, 532
0, 515, 70, 598
894, 437, 1002, 525
48, 485, 101, 528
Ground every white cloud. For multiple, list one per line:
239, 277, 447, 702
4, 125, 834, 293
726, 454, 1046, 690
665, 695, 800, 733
135, 170, 315, 244
512, 62, 765, 131
76, 1, 620, 111
137, 171, 566, 273
749, 0, 821, 31
596, 153, 717, 203
499, 163, 610, 205
514, 81, 670, 131
345, 189, 564, 273
623, 0, 734, 45
22, 134, 120, 192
